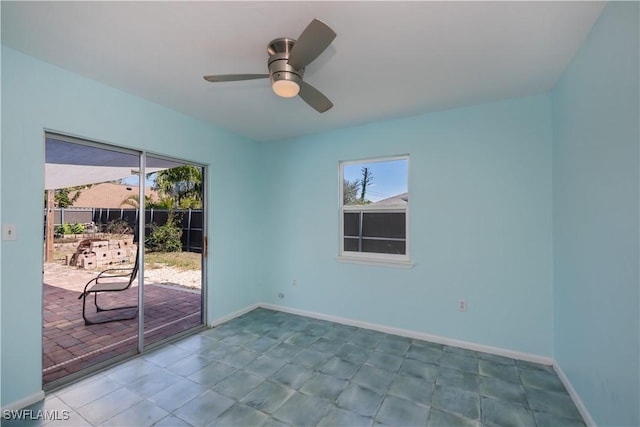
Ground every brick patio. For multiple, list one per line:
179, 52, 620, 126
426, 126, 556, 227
43, 263, 201, 385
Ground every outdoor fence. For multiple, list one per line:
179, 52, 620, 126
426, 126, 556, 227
343, 207, 407, 255
45, 208, 204, 253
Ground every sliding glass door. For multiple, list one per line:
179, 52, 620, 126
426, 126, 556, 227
43, 133, 206, 388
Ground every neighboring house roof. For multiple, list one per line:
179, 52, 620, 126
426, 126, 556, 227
371, 192, 408, 206
69, 183, 159, 208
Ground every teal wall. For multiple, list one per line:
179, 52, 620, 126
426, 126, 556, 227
2, 3, 638, 423
552, 2, 640, 426
261, 94, 554, 357
0, 47, 266, 407
0, 35, 3, 412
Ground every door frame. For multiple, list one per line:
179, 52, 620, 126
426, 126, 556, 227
42, 131, 208, 389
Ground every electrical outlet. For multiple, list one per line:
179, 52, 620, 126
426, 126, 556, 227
458, 299, 467, 312
278, 292, 285, 299
292, 279, 297, 287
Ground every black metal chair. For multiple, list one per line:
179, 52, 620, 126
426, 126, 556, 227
78, 256, 139, 325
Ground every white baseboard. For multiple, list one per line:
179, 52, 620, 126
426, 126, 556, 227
258, 302, 554, 365
208, 303, 260, 327
1, 390, 45, 412
553, 362, 596, 427
4, 303, 590, 420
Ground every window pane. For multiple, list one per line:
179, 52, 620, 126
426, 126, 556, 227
344, 212, 360, 236
344, 238, 359, 252
362, 212, 405, 239
340, 156, 409, 259
343, 159, 407, 205
362, 239, 406, 255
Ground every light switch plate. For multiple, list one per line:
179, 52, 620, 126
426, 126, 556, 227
2, 224, 17, 240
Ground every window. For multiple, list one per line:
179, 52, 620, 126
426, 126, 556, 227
339, 156, 411, 267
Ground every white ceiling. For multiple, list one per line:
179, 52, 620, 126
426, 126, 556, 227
1, 1, 605, 142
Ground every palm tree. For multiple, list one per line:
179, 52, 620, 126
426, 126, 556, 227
120, 194, 173, 209
120, 194, 150, 208
152, 165, 203, 209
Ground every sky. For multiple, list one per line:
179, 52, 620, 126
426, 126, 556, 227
121, 159, 408, 202
121, 173, 156, 187
343, 158, 408, 202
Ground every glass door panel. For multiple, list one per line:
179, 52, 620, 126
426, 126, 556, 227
43, 134, 141, 387
142, 155, 204, 347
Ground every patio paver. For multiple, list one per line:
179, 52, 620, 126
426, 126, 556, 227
43, 262, 201, 386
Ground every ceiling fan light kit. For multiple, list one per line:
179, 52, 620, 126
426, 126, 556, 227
272, 79, 300, 98
204, 19, 336, 113
268, 38, 302, 98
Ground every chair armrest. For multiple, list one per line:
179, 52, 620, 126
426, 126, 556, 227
79, 277, 99, 299
79, 265, 136, 299
96, 268, 135, 280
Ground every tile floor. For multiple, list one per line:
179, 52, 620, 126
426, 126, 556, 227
8, 308, 585, 426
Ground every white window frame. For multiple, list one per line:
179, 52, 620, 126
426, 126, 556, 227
337, 155, 413, 268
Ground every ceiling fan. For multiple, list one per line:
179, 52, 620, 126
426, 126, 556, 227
204, 19, 336, 113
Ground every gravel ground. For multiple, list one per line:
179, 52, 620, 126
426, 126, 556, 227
44, 262, 201, 291
144, 266, 201, 290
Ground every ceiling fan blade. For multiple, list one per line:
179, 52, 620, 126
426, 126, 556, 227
288, 19, 336, 70
299, 80, 333, 113
203, 74, 269, 82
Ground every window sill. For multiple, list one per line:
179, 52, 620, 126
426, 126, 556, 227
335, 255, 414, 269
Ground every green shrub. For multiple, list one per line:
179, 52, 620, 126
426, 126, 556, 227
54, 223, 71, 235
54, 222, 84, 235
146, 213, 183, 252
70, 223, 84, 234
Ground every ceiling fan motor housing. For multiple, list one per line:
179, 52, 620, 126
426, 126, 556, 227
268, 38, 304, 95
